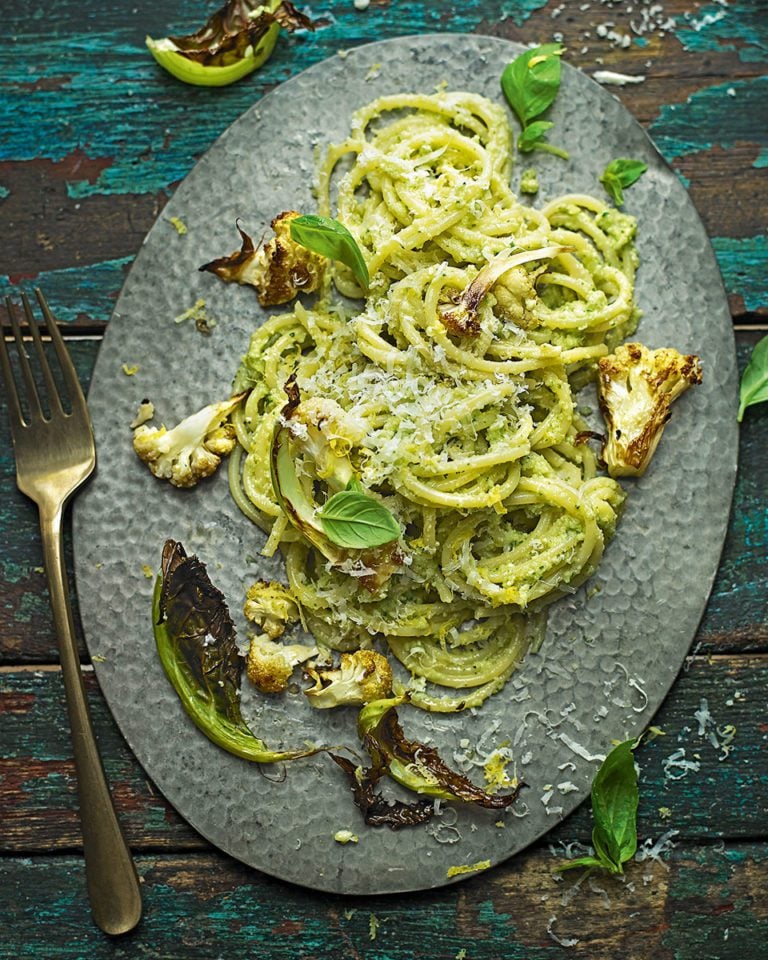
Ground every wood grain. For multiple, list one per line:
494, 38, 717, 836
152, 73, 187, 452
1, 655, 766, 853
0, 0, 766, 952
2, 843, 766, 959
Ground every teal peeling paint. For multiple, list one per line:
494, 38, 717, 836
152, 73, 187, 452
675, 169, 691, 189
753, 148, 768, 168
14, 593, 45, 624
477, 897, 515, 935
0, 184, 9, 198
649, 77, 768, 162
499, 0, 550, 28
0, 560, 34, 585
662, 846, 768, 957
711, 235, 768, 312
22, 771, 74, 802
675, 1, 768, 62
1, 257, 133, 323
2, 3, 547, 200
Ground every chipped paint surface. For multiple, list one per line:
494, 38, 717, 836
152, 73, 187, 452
712, 236, 768, 313
675, 0, 768, 61
1, 257, 133, 322
0, 0, 766, 952
649, 77, 768, 161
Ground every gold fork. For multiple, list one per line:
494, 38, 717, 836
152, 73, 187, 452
0, 290, 142, 935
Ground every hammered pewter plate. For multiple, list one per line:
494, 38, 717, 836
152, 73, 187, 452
73, 34, 738, 895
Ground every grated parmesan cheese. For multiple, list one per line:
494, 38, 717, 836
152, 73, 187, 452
547, 917, 580, 948
593, 70, 646, 85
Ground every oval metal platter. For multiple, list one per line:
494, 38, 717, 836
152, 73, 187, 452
73, 33, 738, 895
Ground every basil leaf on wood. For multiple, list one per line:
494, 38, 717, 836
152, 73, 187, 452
738, 334, 768, 422
558, 738, 639, 875
501, 44, 569, 159
600, 158, 648, 206
290, 214, 369, 289
318, 486, 400, 549
591, 738, 639, 872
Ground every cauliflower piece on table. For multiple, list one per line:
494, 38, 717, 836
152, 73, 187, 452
132, 394, 244, 488
597, 342, 702, 477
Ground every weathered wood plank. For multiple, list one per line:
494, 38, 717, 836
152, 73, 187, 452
1, 331, 760, 664
0, 340, 94, 662
1, 655, 766, 852
699, 331, 768, 649
1, 0, 765, 320
2, 842, 766, 959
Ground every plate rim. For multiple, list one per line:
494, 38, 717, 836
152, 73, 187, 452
73, 31, 739, 895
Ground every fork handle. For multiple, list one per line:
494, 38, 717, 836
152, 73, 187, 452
40, 502, 142, 936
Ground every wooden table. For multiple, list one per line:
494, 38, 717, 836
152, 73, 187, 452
2, 1, 766, 956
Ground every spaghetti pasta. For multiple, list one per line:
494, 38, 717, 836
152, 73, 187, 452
229, 91, 639, 711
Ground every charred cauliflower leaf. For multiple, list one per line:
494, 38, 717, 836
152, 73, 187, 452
200, 213, 326, 306
597, 342, 703, 477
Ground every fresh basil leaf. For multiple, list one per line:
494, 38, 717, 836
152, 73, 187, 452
600, 158, 648, 206
738, 334, 768, 422
518, 120, 554, 152
501, 43, 564, 126
590, 739, 639, 872
592, 823, 622, 873
601, 172, 625, 206
318, 489, 400, 549
290, 214, 369, 289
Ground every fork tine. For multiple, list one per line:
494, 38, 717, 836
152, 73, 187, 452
5, 297, 43, 422
22, 292, 65, 418
35, 288, 88, 415
0, 303, 25, 430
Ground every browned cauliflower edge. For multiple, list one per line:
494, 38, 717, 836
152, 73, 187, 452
305, 650, 393, 709
597, 342, 703, 477
246, 634, 318, 694
243, 580, 317, 695
199, 213, 326, 306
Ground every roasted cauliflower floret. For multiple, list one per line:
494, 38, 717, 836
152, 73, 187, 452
439, 245, 564, 337
287, 395, 367, 484
493, 266, 539, 329
597, 342, 702, 477
200, 213, 326, 306
305, 650, 393, 709
246, 634, 318, 695
132, 394, 244, 488
243, 580, 300, 640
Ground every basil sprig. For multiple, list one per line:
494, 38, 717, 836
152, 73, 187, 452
318, 479, 400, 549
559, 739, 639, 875
738, 334, 768, 422
600, 158, 648, 206
501, 44, 569, 159
290, 214, 370, 290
